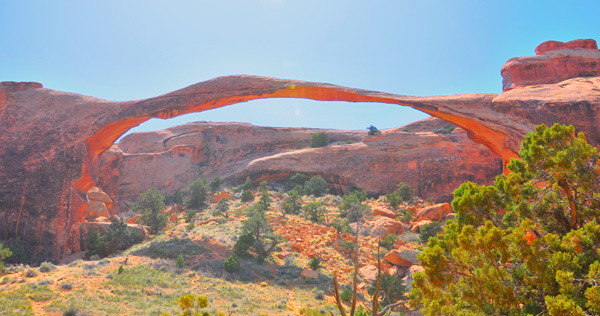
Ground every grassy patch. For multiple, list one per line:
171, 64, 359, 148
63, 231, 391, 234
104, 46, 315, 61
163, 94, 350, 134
133, 237, 205, 259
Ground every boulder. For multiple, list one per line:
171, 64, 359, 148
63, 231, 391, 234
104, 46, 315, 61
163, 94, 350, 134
300, 269, 319, 279
410, 219, 432, 233
373, 207, 397, 219
403, 265, 425, 292
416, 203, 451, 222
359, 265, 378, 284
384, 249, 421, 267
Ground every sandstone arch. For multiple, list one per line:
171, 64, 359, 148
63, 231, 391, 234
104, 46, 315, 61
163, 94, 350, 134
2, 39, 600, 261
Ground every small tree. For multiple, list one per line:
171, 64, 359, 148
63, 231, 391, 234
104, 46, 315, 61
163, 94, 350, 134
304, 176, 328, 197
417, 222, 442, 243
236, 208, 281, 259
309, 132, 329, 148
282, 190, 302, 215
259, 189, 272, 211
187, 178, 208, 209
288, 173, 307, 190
132, 188, 168, 235
241, 190, 254, 202
176, 255, 185, 268
209, 177, 222, 192
367, 125, 381, 136
303, 201, 326, 223
215, 197, 230, 218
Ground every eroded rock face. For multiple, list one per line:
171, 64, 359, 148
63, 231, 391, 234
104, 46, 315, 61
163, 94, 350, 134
501, 39, 600, 91
101, 119, 503, 213
1, 39, 599, 261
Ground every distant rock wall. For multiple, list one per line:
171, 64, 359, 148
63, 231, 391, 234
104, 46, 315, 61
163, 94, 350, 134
98, 118, 502, 213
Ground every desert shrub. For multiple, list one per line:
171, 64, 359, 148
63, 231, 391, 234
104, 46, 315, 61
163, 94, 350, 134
303, 201, 326, 223
339, 240, 355, 253
241, 190, 254, 202
346, 203, 369, 223
432, 126, 455, 134
63, 307, 78, 316
234, 232, 254, 257
187, 178, 208, 209
387, 182, 414, 208
338, 190, 367, 218
259, 190, 272, 210
366, 125, 381, 136
133, 188, 168, 234
25, 269, 37, 277
288, 173, 307, 189
282, 190, 302, 214
0, 242, 12, 274
209, 177, 222, 192
379, 233, 398, 250
60, 282, 73, 290
399, 209, 415, 223
176, 255, 185, 268
166, 189, 185, 205
134, 237, 204, 259
224, 255, 240, 273
39, 261, 56, 273
236, 178, 253, 193
4, 237, 27, 264
340, 288, 353, 303
309, 132, 329, 148
85, 217, 144, 258
184, 209, 196, 223
330, 218, 352, 235
418, 221, 443, 243
304, 176, 327, 197
309, 257, 321, 270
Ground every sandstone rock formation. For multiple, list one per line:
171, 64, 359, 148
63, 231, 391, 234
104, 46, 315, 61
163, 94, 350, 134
384, 248, 421, 268
415, 203, 452, 222
501, 39, 600, 91
1, 39, 599, 261
100, 119, 502, 213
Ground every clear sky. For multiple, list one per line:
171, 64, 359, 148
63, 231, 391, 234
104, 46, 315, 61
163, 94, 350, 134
2, 1, 599, 137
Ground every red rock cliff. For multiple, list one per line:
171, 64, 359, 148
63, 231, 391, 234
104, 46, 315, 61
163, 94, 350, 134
1, 39, 599, 261
99, 118, 502, 213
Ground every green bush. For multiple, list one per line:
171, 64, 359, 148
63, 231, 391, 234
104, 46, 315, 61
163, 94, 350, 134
187, 178, 208, 209
184, 209, 197, 223
282, 190, 302, 214
339, 240, 355, 253
214, 197, 230, 218
387, 182, 414, 208
85, 217, 145, 258
304, 176, 327, 197
234, 233, 254, 257
432, 126, 455, 134
241, 190, 254, 202
303, 201, 326, 223
224, 255, 240, 273
330, 218, 352, 235
4, 237, 27, 264
176, 255, 185, 268
309, 132, 329, 148
418, 221, 442, 243
209, 177, 222, 192
0, 243, 12, 274
288, 173, 307, 190
340, 288, 353, 303
132, 187, 168, 235
309, 257, 321, 270
368, 273, 405, 304
379, 233, 398, 250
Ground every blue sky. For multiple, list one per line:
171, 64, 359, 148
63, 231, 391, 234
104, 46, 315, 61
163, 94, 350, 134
2, 1, 599, 136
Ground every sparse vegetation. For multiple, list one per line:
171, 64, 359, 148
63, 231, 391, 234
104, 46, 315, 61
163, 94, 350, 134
417, 221, 442, 243
432, 125, 455, 134
379, 233, 398, 250
85, 216, 144, 258
241, 189, 254, 202
309, 132, 329, 148
224, 255, 240, 273
282, 190, 302, 214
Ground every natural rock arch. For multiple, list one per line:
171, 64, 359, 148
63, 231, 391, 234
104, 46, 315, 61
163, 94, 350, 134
2, 39, 599, 261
